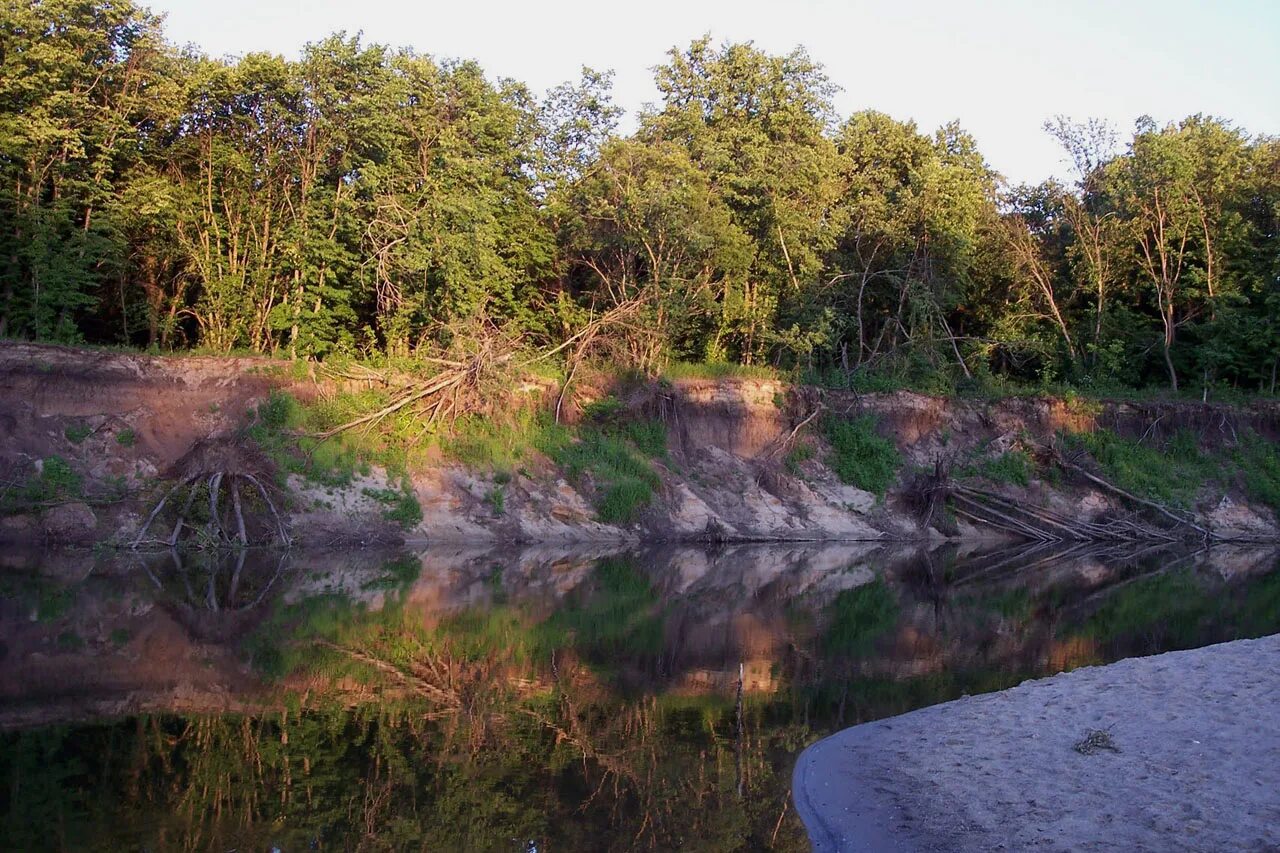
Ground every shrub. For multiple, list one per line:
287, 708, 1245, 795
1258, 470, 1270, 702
823, 414, 900, 496
64, 423, 91, 444
114, 428, 135, 448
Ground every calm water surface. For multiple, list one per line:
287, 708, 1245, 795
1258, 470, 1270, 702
2, 541, 1278, 850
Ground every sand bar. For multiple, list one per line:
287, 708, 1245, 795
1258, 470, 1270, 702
793, 634, 1280, 852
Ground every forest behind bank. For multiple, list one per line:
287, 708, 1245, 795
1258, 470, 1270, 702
2, 0, 1279, 396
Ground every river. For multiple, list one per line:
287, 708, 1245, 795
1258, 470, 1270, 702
2, 541, 1278, 850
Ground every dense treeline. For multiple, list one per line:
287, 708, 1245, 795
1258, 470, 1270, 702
2, 0, 1278, 392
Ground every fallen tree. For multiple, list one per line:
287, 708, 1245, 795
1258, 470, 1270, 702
903, 441, 1223, 544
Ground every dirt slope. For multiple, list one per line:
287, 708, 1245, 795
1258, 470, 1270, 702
0, 342, 1276, 547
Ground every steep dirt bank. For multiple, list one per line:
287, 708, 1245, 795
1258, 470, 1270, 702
0, 342, 1277, 547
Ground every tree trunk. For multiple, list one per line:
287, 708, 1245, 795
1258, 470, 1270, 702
1163, 334, 1178, 392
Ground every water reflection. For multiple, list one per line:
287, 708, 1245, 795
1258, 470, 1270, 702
1, 542, 1278, 850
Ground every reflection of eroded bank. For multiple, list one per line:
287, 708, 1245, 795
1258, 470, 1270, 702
3, 543, 1280, 849
4, 543, 1280, 723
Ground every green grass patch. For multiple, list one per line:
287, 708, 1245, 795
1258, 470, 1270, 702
63, 423, 91, 445
362, 484, 423, 529
1238, 432, 1280, 513
444, 411, 549, 476
245, 387, 664, 524
4, 457, 84, 512
966, 449, 1033, 487
247, 389, 408, 487
823, 414, 900, 496
114, 428, 135, 448
486, 485, 505, 515
662, 361, 781, 381
539, 427, 660, 524
1068, 429, 1218, 508
618, 419, 667, 459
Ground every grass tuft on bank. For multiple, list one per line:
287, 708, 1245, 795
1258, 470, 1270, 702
1066, 429, 1219, 508
822, 413, 900, 496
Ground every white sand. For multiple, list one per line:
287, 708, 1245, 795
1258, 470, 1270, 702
793, 634, 1280, 852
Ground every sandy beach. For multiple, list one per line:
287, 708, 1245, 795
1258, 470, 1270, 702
793, 634, 1280, 852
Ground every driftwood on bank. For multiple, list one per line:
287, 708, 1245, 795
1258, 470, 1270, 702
314, 301, 649, 440
903, 442, 1222, 544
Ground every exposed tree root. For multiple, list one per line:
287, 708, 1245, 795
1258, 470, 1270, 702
132, 437, 291, 550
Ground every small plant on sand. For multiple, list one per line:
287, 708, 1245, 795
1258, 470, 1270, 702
115, 428, 136, 448
823, 414, 900, 496
1074, 728, 1121, 755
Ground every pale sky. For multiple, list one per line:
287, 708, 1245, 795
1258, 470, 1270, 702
148, 0, 1280, 185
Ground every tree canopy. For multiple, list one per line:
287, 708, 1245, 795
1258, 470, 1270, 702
2, 1, 1278, 393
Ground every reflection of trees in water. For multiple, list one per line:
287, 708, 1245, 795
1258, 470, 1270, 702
1, 668, 807, 849
4, 546, 1278, 850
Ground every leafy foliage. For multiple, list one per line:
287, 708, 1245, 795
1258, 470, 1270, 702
822, 414, 900, 496
1069, 429, 1219, 507
1238, 433, 1280, 513
2, 4, 1277, 398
